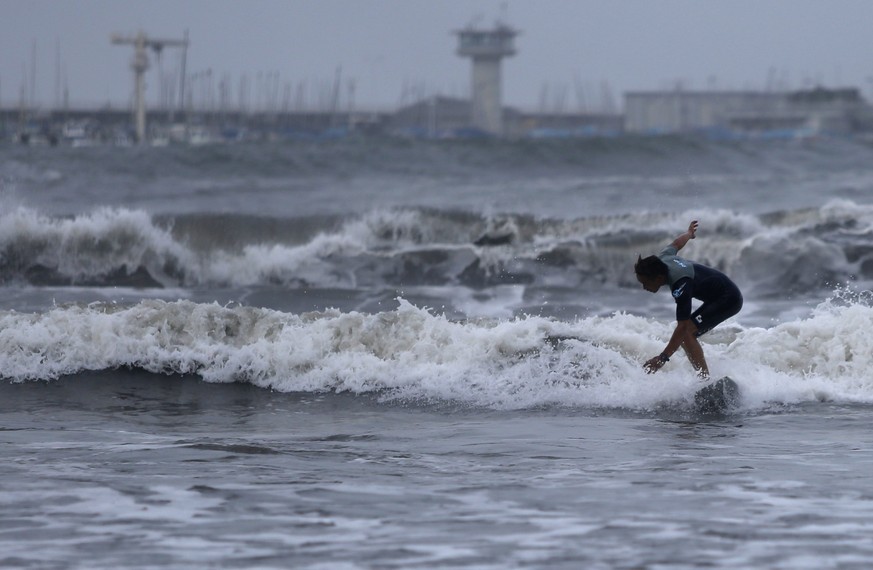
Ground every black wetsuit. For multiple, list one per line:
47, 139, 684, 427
657, 245, 743, 336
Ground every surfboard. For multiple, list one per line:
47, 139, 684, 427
693, 376, 740, 414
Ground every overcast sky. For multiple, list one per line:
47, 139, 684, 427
3, 0, 873, 113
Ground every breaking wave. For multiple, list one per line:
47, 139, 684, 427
1, 291, 872, 411
2, 200, 873, 296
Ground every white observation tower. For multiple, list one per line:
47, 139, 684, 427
455, 22, 518, 135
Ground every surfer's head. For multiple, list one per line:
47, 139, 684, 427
635, 255, 668, 292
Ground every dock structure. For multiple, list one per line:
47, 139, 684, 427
455, 23, 518, 135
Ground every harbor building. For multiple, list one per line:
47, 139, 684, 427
625, 87, 871, 137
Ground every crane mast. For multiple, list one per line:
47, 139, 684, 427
111, 31, 188, 143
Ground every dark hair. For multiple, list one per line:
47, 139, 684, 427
635, 255, 668, 278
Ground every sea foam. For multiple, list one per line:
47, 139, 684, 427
2, 293, 872, 411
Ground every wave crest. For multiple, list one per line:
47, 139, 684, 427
3, 201, 873, 295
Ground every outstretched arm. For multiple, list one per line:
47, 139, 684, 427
670, 220, 698, 252
643, 319, 709, 378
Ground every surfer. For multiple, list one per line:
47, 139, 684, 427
634, 220, 742, 378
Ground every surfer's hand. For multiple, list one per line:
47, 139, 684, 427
671, 221, 699, 251
687, 220, 698, 239
644, 356, 665, 374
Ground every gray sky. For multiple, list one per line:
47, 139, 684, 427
2, 0, 873, 112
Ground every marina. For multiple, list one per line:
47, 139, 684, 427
4, 19, 872, 147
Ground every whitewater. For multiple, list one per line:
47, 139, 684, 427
2, 137, 873, 569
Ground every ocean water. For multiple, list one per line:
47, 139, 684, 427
2, 136, 873, 568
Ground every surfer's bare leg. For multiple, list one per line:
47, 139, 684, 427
681, 333, 709, 379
